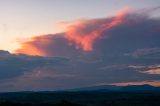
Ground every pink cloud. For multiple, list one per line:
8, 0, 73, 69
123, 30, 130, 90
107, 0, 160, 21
64, 7, 129, 51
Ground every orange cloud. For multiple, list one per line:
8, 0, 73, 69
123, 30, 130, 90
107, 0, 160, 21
99, 80, 160, 87
15, 8, 130, 55
64, 8, 129, 51
141, 68, 160, 74
15, 36, 48, 56
14, 34, 82, 57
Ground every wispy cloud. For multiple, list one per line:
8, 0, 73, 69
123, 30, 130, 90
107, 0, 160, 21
141, 68, 160, 75
108, 80, 160, 87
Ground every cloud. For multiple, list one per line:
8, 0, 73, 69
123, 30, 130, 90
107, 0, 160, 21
0, 50, 10, 56
64, 7, 129, 51
0, 49, 160, 91
15, 34, 83, 57
0, 7, 160, 91
0, 50, 69, 80
128, 65, 146, 69
15, 7, 160, 59
15, 7, 130, 56
105, 80, 160, 87
141, 68, 160, 75
7, 67, 76, 91
126, 48, 160, 58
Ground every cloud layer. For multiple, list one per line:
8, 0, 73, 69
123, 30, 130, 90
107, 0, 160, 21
15, 8, 160, 58
0, 8, 160, 91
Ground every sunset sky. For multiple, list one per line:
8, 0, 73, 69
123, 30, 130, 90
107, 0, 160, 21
0, 0, 160, 51
0, 0, 160, 91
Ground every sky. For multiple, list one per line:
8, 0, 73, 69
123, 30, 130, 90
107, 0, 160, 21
0, 0, 160, 51
0, 0, 160, 91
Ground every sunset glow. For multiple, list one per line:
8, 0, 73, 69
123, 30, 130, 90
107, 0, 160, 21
0, 0, 160, 92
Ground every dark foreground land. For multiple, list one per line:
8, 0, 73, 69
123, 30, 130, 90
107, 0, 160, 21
0, 91, 160, 106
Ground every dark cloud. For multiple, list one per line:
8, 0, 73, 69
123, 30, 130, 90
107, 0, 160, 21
0, 8, 160, 91
0, 50, 69, 79
0, 49, 160, 91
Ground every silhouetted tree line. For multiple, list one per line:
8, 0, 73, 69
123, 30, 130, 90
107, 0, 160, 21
0, 92, 160, 106
0, 100, 85, 106
1, 99, 160, 106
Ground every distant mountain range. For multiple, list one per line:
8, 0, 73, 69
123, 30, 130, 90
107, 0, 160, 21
65, 84, 160, 92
